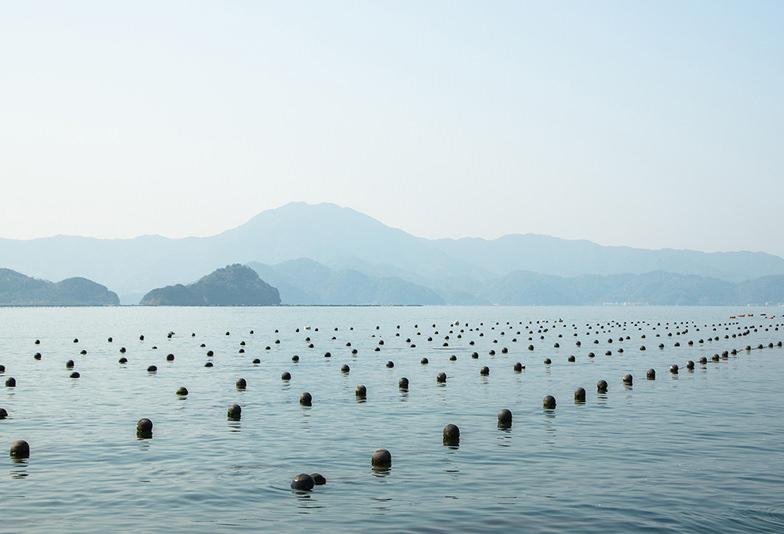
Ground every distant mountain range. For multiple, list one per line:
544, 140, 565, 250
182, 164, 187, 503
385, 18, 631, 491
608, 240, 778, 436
140, 264, 280, 306
1, 202, 784, 305
478, 270, 784, 305
248, 260, 784, 306
0, 268, 119, 306
248, 259, 444, 305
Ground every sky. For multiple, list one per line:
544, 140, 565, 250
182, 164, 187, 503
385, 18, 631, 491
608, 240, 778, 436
1, 1, 782, 255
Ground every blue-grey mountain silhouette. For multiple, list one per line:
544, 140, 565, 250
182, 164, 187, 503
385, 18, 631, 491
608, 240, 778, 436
140, 264, 280, 306
2, 202, 784, 304
0, 268, 119, 306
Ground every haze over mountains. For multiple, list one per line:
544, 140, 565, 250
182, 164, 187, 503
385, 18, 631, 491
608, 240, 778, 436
2, 202, 784, 305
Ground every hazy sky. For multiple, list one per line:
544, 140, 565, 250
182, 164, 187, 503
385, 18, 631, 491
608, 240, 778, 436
1, 1, 782, 254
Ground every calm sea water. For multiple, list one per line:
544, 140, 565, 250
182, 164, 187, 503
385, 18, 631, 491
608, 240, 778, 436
1, 306, 783, 533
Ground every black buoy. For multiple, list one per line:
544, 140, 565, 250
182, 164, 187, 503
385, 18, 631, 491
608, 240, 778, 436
66, 360, 75, 369
443, 424, 460, 446
513, 362, 524, 372
480, 366, 489, 376
421, 357, 429, 365
670, 364, 679, 374
70, 371, 80, 379
176, 386, 188, 396
341, 364, 350, 373
227, 404, 242, 421
686, 360, 695, 370
543, 395, 556, 409
236, 378, 247, 390
9, 440, 30, 459
136, 418, 153, 438
119, 357, 128, 364
147, 365, 157, 373
371, 448, 392, 468
291, 473, 315, 491
0, 408, 8, 419
497, 409, 512, 429
622, 374, 633, 385
5, 377, 16, 387
568, 355, 575, 362
436, 372, 447, 383
300, 392, 312, 406
544, 358, 552, 365
166, 354, 175, 362
281, 371, 291, 381
399, 377, 409, 390
574, 387, 586, 403
647, 368, 656, 380
597, 379, 608, 393
355, 384, 367, 399
386, 361, 394, 368
253, 358, 261, 364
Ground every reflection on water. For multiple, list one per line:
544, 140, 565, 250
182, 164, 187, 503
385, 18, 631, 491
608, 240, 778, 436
227, 421, 242, 433
10, 463, 29, 479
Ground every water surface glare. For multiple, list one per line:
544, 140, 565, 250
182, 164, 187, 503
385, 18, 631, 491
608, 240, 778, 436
1, 306, 783, 533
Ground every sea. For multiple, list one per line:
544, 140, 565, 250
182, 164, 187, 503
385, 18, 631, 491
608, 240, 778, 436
1, 306, 783, 533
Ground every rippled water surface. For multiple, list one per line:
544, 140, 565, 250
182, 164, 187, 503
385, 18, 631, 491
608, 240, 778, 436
1, 306, 784, 533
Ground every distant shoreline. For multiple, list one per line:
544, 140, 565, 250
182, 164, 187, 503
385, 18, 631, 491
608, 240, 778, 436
1, 303, 781, 309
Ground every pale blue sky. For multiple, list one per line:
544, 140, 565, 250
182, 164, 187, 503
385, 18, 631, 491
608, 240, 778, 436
1, 1, 782, 254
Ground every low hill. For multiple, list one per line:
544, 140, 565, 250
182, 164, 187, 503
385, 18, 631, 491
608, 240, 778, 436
248, 258, 444, 305
0, 268, 119, 306
140, 264, 280, 306
478, 270, 782, 305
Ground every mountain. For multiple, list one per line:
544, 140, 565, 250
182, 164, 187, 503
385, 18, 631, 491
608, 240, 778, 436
0, 268, 119, 306
247, 258, 444, 305
478, 270, 781, 305
140, 264, 280, 306
432, 234, 784, 281
2, 202, 784, 303
737, 275, 784, 305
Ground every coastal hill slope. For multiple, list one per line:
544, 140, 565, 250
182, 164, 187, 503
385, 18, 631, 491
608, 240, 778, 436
1, 202, 784, 303
140, 264, 280, 306
0, 268, 119, 306
248, 258, 445, 305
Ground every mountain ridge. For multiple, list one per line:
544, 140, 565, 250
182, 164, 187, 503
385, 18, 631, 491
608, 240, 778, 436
1, 201, 783, 303
0, 268, 119, 306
